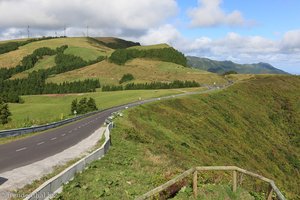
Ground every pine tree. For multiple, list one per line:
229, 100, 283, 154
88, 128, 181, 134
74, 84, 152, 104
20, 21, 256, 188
0, 99, 11, 124
87, 98, 98, 112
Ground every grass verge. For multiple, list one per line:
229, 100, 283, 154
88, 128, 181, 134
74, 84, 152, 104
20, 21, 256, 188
54, 76, 300, 200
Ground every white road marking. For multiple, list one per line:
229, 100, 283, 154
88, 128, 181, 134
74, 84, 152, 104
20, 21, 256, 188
16, 147, 27, 152
68, 130, 72, 133
61, 134, 66, 136
37, 142, 45, 146
50, 137, 57, 141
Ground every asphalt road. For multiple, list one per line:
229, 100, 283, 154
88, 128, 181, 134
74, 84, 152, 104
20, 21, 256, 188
0, 87, 220, 174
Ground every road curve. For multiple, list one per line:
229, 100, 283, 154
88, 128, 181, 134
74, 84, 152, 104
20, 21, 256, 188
0, 87, 220, 174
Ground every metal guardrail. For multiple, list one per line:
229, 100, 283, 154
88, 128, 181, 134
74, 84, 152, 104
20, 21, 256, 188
136, 166, 286, 200
23, 122, 113, 200
0, 110, 103, 138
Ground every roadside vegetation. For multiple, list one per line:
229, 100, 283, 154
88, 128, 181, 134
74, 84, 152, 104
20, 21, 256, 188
71, 97, 98, 115
102, 80, 200, 92
0, 87, 203, 130
55, 76, 300, 199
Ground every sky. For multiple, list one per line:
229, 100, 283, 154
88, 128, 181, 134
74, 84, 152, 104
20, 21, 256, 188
0, 0, 300, 74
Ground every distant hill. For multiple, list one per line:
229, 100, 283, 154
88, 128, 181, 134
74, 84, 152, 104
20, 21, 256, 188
187, 56, 288, 74
0, 37, 227, 86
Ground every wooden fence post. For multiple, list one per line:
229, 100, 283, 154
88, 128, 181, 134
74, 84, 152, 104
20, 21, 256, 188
267, 184, 274, 200
193, 170, 198, 198
232, 170, 237, 192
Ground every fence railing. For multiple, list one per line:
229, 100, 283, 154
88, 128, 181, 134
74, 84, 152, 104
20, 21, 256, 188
23, 122, 113, 200
0, 110, 104, 138
136, 166, 286, 200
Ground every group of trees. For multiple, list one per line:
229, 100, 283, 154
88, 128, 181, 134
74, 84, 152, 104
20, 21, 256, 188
0, 37, 58, 55
88, 37, 140, 49
119, 73, 134, 84
0, 45, 68, 81
102, 80, 200, 92
71, 97, 98, 115
0, 45, 104, 102
0, 71, 100, 95
109, 47, 187, 66
46, 53, 105, 75
0, 98, 11, 125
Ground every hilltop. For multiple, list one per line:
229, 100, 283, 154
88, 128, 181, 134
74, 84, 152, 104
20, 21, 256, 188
187, 56, 288, 74
55, 75, 300, 199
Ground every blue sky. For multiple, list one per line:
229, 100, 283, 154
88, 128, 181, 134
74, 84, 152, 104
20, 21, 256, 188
176, 0, 300, 39
0, 0, 299, 74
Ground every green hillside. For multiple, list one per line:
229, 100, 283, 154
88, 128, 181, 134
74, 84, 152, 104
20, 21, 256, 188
0, 37, 226, 86
187, 56, 288, 74
47, 59, 226, 86
55, 75, 300, 199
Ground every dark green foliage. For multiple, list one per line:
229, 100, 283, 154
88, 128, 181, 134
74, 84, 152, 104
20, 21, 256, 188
102, 85, 124, 92
102, 80, 200, 91
0, 45, 103, 98
71, 97, 98, 115
43, 79, 101, 94
0, 37, 57, 55
0, 70, 100, 95
0, 45, 68, 81
119, 73, 134, 84
109, 48, 187, 66
0, 99, 11, 124
46, 54, 105, 75
71, 99, 78, 114
223, 71, 238, 76
89, 37, 140, 49
56, 45, 68, 54
0, 93, 23, 103
0, 42, 19, 54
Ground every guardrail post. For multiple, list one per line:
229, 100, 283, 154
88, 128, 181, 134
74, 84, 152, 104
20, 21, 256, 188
232, 170, 237, 192
193, 170, 198, 198
267, 184, 274, 200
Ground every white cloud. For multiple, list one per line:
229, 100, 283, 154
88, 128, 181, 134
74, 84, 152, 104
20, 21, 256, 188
137, 24, 181, 45
0, 0, 178, 38
134, 26, 300, 73
187, 0, 250, 27
281, 30, 300, 52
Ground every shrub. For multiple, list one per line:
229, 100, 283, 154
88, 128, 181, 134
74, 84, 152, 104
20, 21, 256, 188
119, 73, 134, 84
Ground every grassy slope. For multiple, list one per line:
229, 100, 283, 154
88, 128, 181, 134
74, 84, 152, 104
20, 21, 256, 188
64, 46, 106, 61
0, 87, 203, 130
55, 76, 300, 200
47, 58, 227, 85
0, 37, 111, 69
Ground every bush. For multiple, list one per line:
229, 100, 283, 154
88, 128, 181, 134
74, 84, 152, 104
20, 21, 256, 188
223, 71, 238, 76
71, 97, 98, 115
119, 73, 134, 84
